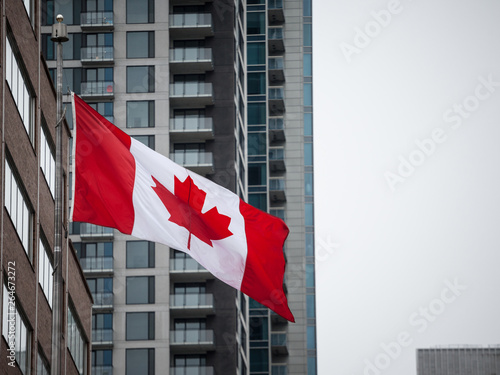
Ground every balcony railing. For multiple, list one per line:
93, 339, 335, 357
269, 148, 285, 161
268, 28, 285, 54
268, 0, 284, 24
271, 365, 287, 375
269, 179, 285, 191
81, 47, 114, 63
171, 257, 206, 272
170, 367, 214, 375
170, 329, 214, 345
81, 11, 114, 28
269, 88, 284, 100
171, 117, 213, 132
170, 82, 213, 97
170, 13, 212, 28
92, 365, 112, 375
170, 151, 213, 175
79, 223, 114, 239
92, 328, 113, 344
170, 48, 212, 63
269, 57, 284, 70
271, 332, 288, 355
269, 0, 283, 9
80, 257, 113, 273
81, 81, 114, 97
92, 292, 113, 307
170, 293, 214, 308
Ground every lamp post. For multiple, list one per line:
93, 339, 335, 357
50, 14, 68, 375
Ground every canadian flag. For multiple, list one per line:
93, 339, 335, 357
71, 94, 294, 322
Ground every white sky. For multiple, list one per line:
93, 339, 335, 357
314, 1, 500, 374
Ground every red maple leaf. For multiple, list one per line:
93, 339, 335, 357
151, 175, 233, 250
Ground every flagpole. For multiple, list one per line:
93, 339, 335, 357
51, 14, 68, 375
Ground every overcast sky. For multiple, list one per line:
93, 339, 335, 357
314, 1, 500, 374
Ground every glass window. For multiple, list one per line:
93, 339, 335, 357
127, 101, 155, 128
305, 173, 313, 196
248, 163, 266, 186
247, 43, 265, 65
304, 53, 312, 76
248, 133, 266, 156
87, 277, 113, 306
305, 203, 314, 226
305, 233, 314, 257
304, 0, 312, 16
37, 351, 50, 375
308, 357, 317, 375
304, 143, 313, 166
127, 66, 155, 93
2, 284, 31, 374
67, 305, 87, 375
92, 349, 112, 372
304, 24, 312, 47
306, 264, 315, 287
306, 294, 315, 318
304, 83, 313, 106
127, 32, 155, 58
249, 317, 268, 341
126, 241, 155, 268
132, 135, 155, 150
248, 193, 267, 211
126, 276, 155, 304
247, 12, 265, 34
38, 239, 54, 307
248, 103, 266, 125
93, 313, 113, 330
126, 349, 155, 375
4, 158, 32, 257
126, 312, 155, 340
174, 355, 206, 367
250, 348, 268, 372
6, 36, 35, 143
304, 113, 313, 136
126, 0, 154, 23
40, 121, 56, 196
248, 72, 266, 95
307, 326, 316, 349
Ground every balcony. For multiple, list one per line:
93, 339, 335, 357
81, 11, 114, 30
92, 328, 113, 345
269, 148, 286, 173
170, 151, 214, 175
170, 48, 213, 73
271, 333, 288, 355
269, 88, 285, 115
81, 47, 114, 65
269, 57, 285, 84
270, 209, 285, 221
269, 117, 285, 143
268, 28, 285, 55
170, 257, 214, 282
272, 365, 287, 375
170, 329, 215, 353
92, 292, 113, 308
170, 117, 213, 142
170, 367, 214, 375
81, 81, 114, 99
92, 366, 112, 375
170, 294, 215, 316
169, 13, 213, 38
170, 82, 213, 108
80, 257, 113, 274
269, 179, 286, 203
79, 223, 114, 240
268, 0, 285, 24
